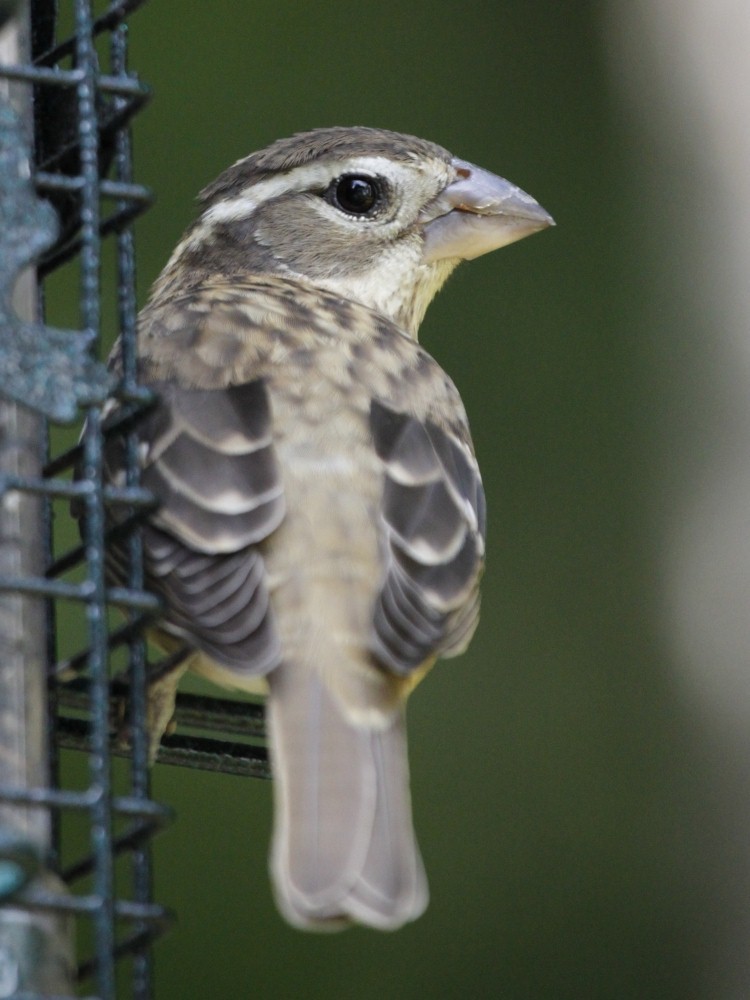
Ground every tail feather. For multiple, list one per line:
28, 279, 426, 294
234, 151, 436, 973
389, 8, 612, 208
267, 663, 428, 931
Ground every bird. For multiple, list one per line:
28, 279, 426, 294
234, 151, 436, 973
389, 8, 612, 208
102, 126, 553, 931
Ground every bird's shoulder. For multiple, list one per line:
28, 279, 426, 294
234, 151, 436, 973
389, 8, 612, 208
130, 274, 471, 439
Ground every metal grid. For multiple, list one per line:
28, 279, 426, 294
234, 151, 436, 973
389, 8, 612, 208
0, 2, 269, 996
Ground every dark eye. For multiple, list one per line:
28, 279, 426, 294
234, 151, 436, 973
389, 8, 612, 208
329, 174, 382, 216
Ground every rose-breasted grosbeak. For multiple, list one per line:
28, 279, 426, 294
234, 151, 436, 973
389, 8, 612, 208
103, 127, 552, 930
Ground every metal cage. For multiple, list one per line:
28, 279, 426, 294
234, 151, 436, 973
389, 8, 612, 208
0, 2, 268, 996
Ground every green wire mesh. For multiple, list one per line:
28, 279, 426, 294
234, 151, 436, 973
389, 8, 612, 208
0, 3, 268, 995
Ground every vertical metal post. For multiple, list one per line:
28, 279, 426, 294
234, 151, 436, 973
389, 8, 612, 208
73, 1, 118, 993
0, 2, 75, 994
110, 20, 154, 996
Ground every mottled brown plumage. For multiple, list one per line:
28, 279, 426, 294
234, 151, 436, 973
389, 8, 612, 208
102, 127, 552, 930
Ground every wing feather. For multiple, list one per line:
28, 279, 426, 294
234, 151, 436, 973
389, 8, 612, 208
370, 400, 485, 676
105, 376, 284, 675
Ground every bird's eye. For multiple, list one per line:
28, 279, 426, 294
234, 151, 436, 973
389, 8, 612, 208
329, 174, 383, 216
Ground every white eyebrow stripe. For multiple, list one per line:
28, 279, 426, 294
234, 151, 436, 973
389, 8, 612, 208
201, 155, 407, 225
202, 167, 329, 224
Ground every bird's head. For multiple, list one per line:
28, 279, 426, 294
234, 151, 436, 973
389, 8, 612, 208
158, 126, 553, 337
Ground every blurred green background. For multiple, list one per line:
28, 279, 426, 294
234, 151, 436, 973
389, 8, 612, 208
48, 1, 750, 997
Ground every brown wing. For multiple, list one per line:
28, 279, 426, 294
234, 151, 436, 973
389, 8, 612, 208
106, 378, 284, 676
369, 400, 485, 676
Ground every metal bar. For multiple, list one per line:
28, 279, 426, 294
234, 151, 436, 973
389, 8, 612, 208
157, 734, 271, 779
54, 715, 271, 779
19, 888, 168, 922
0, 787, 102, 810
0, 473, 155, 505
36, 170, 152, 202
0, 576, 160, 615
72, 0, 118, 993
0, 782, 173, 825
171, 693, 266, 738
55, 681, 267, 739
109, 17, 155, 994
0, 576, 95, 599
0, 65, 150, 101
0, 63, 85, 84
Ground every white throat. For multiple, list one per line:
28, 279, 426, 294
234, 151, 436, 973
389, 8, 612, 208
298, 249, 457, 339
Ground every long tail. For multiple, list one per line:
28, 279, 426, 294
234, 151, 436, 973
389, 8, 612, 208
267, 662, 428, 931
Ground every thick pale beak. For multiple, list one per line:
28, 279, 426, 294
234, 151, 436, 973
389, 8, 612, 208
421, 157, 554, 263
